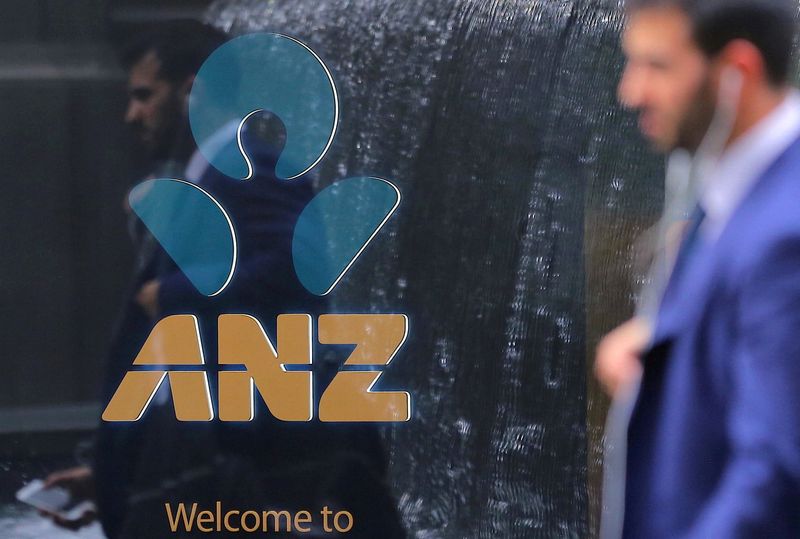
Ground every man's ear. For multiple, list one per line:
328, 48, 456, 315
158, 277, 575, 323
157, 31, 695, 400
718, 39, 765, 86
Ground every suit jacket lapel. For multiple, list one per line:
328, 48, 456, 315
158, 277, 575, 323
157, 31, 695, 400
649, 235, 720, 349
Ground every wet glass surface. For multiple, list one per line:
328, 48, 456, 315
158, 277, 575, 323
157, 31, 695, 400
6, 0, 800, 536
203, 1, 665, 537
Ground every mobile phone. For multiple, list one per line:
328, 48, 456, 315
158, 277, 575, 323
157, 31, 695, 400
15, 479, 96, 521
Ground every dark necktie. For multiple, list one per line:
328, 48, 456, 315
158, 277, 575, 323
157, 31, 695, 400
670, 203, 707, 282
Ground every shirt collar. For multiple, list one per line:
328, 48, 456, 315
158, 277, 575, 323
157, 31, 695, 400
700, 89, 800, 238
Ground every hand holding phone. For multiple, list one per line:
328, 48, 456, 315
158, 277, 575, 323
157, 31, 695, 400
17, 466, 97, 529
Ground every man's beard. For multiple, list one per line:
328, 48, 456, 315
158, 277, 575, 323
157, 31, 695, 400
145, 92, 186, 162
674, 74, 717, 154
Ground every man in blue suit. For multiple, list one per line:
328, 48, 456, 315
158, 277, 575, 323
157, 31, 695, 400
595, 0, 800, 537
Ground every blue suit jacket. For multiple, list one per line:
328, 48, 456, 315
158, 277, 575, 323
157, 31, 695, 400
623, 136, 800, 538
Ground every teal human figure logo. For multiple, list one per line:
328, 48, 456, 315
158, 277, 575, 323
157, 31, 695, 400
129, 32, 400, 296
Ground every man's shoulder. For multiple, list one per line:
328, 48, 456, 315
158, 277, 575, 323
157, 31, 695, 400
738, 134, 800, 222
718, 137, 800, 277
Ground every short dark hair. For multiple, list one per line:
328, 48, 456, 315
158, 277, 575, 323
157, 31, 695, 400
626, 0, 797, 84
120, 19, 228, 83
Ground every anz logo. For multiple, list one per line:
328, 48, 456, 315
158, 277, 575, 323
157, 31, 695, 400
102, 314, 410, 423
103, 33, 411, 423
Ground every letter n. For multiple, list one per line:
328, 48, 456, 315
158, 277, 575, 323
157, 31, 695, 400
102, 315, 212, 421
217, 314, 312, 421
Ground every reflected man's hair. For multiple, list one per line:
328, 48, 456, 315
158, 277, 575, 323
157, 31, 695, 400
120, 19, 229, 85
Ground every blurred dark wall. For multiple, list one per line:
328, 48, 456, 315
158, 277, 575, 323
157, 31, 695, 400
0, 0, 210, 412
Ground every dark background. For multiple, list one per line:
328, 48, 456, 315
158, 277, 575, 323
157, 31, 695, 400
0, 0, 211, 412
0, 2, 212, 532
206, 0, 667, 536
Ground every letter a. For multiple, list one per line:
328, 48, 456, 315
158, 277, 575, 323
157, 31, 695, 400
102, 315, 212, 421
